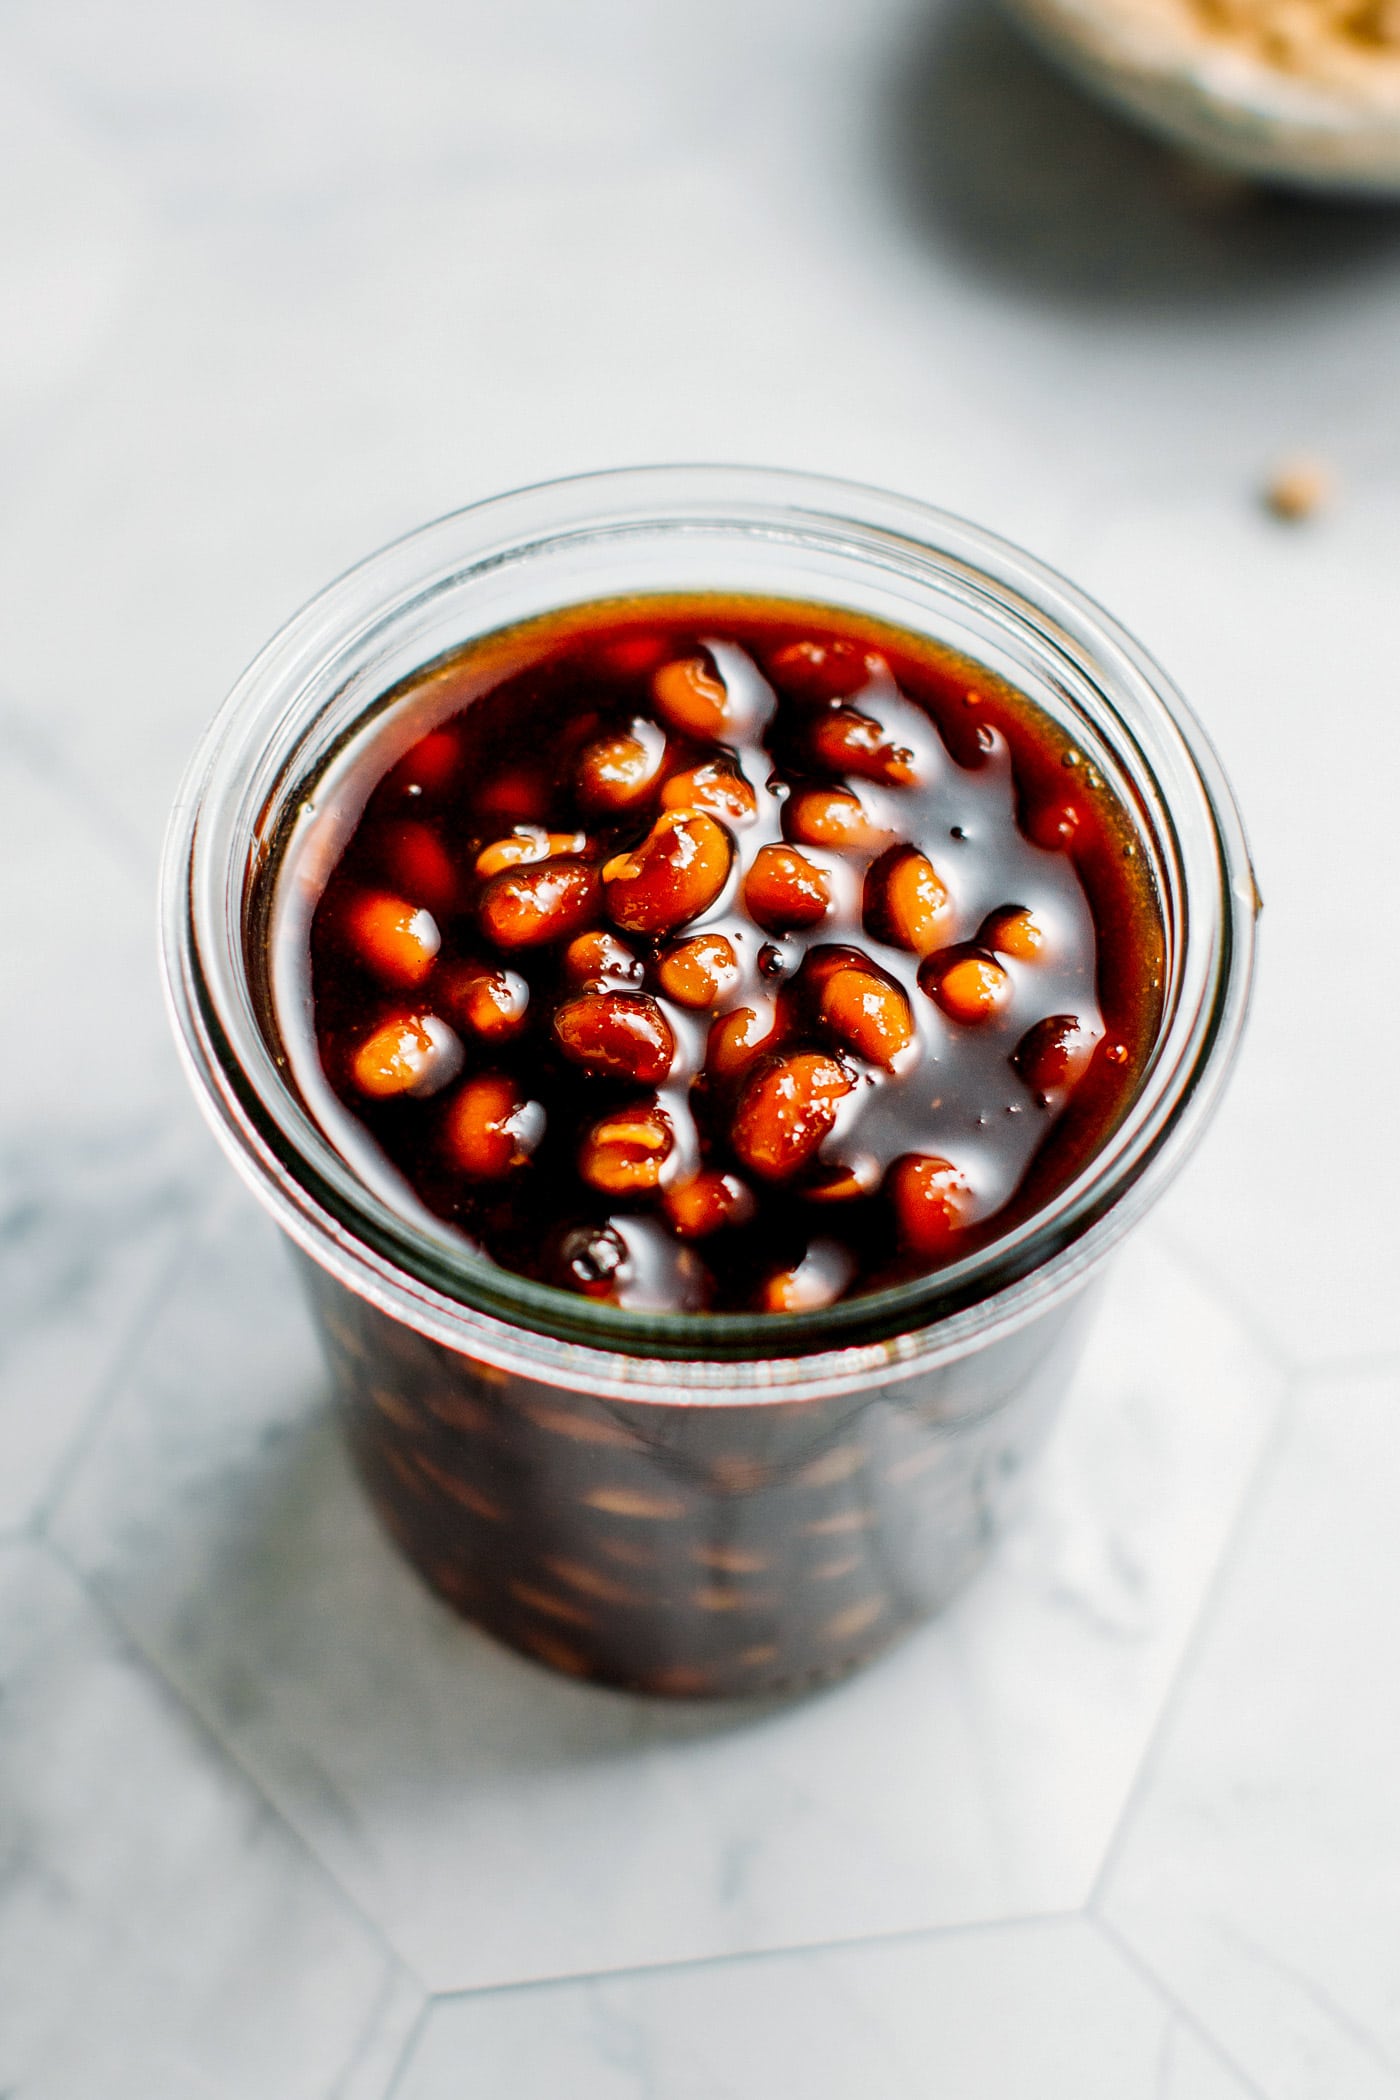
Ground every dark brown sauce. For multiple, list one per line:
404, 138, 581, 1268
306, 596, 1164, 1313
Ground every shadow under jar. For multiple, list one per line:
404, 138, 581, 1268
162, 467, 1256, 1697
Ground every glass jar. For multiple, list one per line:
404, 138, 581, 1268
161, 466, 1256, 1696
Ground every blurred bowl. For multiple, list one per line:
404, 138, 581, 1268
1002, 0, 1400, 194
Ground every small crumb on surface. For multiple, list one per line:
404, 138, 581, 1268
1263, 456, 1336, 521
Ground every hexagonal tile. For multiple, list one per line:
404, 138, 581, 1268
396, 1918, 1252, 2100
0, 738, 205, 1534
51, 1187, 1280, 1990
0, 1538, 416, 2099
1101, 1363, 1400, 2099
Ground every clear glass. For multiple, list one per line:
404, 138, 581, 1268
161, 466, 1256, 1693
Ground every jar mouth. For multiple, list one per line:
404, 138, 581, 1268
161, 465, 1256, 1386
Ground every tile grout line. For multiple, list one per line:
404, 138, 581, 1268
324, 1959, 427, 2100
412, 1907, 1089, 2012
17, 1165, 1346, 2100
1083, 1371, 1298, 1918
1092, 1914, 1274, 2100
379, 2002, 433, 2100
40, 1529, 430, 1996
29, 1176, 215, 1542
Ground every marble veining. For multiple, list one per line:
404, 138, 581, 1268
2, 0, 1398, 2089
0, 1541, 407, 2100
390, 1919, 1257, 2099
47, 1203, 1279, 1990
1100, 1367, 1400, 2100
0, 733, 212, 1539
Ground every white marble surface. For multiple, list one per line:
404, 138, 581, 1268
2, 1, 1398, 2094
396, 1919, 1256, 2099
48, 1207, 1280, 1991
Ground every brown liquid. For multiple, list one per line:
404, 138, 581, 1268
307, 597, 1164, 1314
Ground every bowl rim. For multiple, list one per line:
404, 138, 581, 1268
1003, 0, 1400, 188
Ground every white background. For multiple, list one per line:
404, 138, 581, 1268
1, 2, 1398, 2094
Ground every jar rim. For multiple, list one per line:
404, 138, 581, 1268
160, 464, 1257, 1399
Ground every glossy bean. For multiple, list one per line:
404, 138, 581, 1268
603, 810, 733, 936
478, 857, 599, 948
660, 759, 757, 824
785, 785, 886, 851
442, 1072, 544, 1178
578, 1100, 674, 1194
553, 992, 676, 1084
918, 946, 1011, 1025
574, 717, 667, 813
342, 892, 441, 986
651, 654, 730, 740
818, 966, 915, 1068
864, 846, 952, 955
808, 706, 916, 786
743, 844, 831, 933
1012, 1013, 1099, 1099
655, 932, 741, 1011
349, 1014, 461, 1098
662, 1170, 755, 1238
886, 1153, 975, 1258
562, 928, 645, 991
731, 1051, 853, 1180
442, 963, 530, 1041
